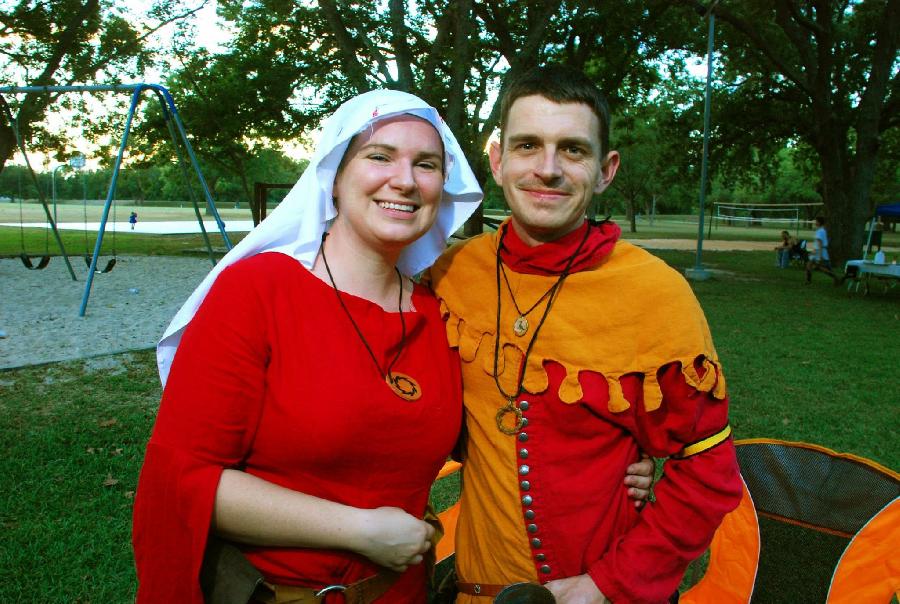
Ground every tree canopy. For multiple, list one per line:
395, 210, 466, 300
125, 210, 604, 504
674, 0, 899, 262
0, 1, 210, 171
2, 0, 897, 260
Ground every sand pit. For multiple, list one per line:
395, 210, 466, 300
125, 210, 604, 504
1, 256, 213, 369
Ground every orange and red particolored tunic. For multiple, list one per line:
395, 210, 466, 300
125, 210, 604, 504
429, 221, 742, 604
133, 252, 462, 603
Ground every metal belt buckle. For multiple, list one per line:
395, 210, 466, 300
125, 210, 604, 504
315, 584, 347, 597
494, 582, 556, 603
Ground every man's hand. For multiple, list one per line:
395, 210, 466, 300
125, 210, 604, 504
625, 454, 654, 507
545, 574, 609, 604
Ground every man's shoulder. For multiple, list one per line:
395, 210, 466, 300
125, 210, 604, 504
582, 240, 699, 305
605, 240, 685, 279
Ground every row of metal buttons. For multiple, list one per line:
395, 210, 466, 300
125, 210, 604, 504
518, 399, 551, 576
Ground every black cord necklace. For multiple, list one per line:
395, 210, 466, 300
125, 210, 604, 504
493, 222, 592, 434
320, 233, 421, 401
500, 261, 558, 337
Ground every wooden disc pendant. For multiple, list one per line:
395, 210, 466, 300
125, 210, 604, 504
513, 316, 529, 337
387, 372, 422, 401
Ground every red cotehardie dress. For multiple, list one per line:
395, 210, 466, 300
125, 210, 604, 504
133, 252, 462, 603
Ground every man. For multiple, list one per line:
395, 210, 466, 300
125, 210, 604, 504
805, 216, 839, 284
429, 65, 742, 603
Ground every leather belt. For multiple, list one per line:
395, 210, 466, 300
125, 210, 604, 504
456, 581, 511, 597
255, 570, 399, 604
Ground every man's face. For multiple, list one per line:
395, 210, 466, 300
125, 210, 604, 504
489, 95, 619, 246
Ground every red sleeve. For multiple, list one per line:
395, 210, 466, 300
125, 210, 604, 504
590, 362, 743, 604
133, 261, 270, 603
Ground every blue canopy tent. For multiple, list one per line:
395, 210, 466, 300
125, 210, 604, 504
863, 203, 900, 259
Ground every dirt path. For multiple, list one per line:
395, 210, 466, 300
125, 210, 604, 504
629, 238, 774, 251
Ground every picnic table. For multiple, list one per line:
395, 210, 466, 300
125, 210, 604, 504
844, 259, 900, 294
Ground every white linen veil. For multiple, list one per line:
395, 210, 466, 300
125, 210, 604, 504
156, 89, 483, 384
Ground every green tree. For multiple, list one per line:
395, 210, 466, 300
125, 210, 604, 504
673, 0, 899, 264
609, 104, 692, 231
158, 0, 695, 233
0, 1, 210, 173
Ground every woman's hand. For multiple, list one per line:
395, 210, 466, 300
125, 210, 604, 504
353, 507, 435, 572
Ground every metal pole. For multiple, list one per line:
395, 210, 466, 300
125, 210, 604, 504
153, 91, 218, 265
0, 97, 78, 280
51, 165, 62, 223
686, 6, 717, 281
154, 87, 233, 250
79, 87, 143, 316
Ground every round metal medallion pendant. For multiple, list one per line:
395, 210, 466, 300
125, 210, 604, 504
496, 399, 525, 435
513, 316, 529, 337
386, 372, 421, 401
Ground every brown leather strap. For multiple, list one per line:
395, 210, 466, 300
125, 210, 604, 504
456, 581, 510, 597
343, 570, 399, 604
256, 570, 399, 604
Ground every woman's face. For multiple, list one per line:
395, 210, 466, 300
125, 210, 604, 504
331, 115, 445, 253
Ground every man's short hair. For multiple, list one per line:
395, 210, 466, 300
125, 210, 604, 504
499, 64, 612, 156
815, 216, 826, 226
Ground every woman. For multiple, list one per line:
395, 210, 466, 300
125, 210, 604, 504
133, 90, 651, 603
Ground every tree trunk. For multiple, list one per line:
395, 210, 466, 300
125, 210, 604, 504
625, 196, 637, 233
463, 161, 488, 237
0, 124, 16, 174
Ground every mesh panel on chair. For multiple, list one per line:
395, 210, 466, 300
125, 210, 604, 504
736, 441, 900, 536
735, 440, 900, 603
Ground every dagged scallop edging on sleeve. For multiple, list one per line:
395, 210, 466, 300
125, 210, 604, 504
432, 235, 726, 414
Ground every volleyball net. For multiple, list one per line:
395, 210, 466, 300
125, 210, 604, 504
713, 202, 823, 233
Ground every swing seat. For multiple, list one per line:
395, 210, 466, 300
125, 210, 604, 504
83, 255, 117, 273
19, 253, 51, 270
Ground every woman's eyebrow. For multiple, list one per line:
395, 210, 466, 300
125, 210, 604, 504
359, 143, 397, 153
360, 143, 442, 160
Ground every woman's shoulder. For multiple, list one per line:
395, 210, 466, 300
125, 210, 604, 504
223, 252, 307, 278
213, 252, 310, 295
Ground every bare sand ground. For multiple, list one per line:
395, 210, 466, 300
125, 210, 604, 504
1, 256, 212, 370
0, 238, 815, 370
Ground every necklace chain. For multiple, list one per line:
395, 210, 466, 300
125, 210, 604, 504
320, 233, 406, 381
492, 223, 593, 431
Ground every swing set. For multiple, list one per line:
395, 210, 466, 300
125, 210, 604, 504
0, 83, 233, 316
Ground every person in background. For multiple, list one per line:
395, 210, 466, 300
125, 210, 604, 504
806, 216, 839, 284
129, 211, 138, 230
775, 230, 795, 268
869, 217, 884, 254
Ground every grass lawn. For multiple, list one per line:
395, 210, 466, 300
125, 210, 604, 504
1, 246, 897, 602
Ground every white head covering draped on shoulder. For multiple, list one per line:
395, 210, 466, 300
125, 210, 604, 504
156, 89, 483, 384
